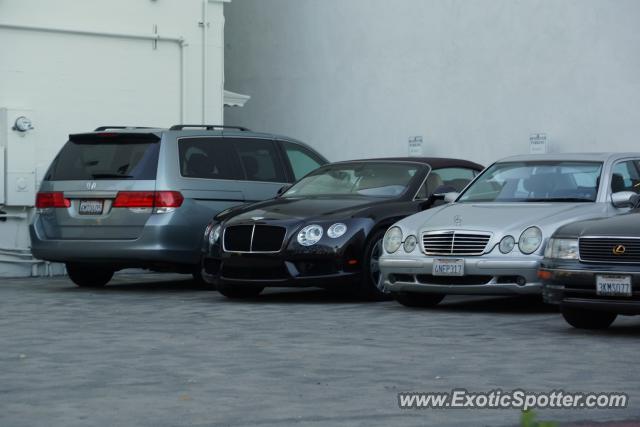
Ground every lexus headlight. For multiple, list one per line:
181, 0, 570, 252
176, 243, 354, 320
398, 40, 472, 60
327, 223, 347, 238
297, 224, 323, 246
209, 225, 221, 245
544, 238, 579, 259
519, 226, 542, 254
383, 227, 403, 254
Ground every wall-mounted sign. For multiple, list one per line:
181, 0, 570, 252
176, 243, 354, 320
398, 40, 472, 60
408, 136, 423, 157
529, 133, 549, 154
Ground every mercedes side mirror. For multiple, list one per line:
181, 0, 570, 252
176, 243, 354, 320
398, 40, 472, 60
277, 184, 292, 197
611, 191, 638, 208
443, 192, 460, 203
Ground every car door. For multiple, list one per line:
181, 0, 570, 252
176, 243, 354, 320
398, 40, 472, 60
609, 158, 640, 212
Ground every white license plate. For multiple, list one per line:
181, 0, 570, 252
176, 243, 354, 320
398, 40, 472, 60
596, 275, 632, 297
432, 259, 465, 276
78, 200, 104, 215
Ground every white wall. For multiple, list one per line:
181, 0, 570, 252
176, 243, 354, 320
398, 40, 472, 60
0, 0, 228, 277
225, 0, 640, 164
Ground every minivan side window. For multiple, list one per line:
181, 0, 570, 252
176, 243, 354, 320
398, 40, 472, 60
179, 138, 243, 180
231, 139, 287, 183
281, 141, 325, 181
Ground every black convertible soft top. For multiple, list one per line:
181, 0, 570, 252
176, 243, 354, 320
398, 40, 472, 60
338, 157, 484, 171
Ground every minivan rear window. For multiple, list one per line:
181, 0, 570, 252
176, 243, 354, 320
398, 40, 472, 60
45, 134, 160, 181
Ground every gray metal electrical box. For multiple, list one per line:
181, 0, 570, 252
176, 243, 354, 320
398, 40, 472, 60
0, 108, 36, 206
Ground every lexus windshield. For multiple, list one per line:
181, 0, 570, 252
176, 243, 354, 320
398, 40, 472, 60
458, 161, 603, 203
284, 163, 420, 198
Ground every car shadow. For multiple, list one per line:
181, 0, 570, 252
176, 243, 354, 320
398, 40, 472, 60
53, 274, 209, 293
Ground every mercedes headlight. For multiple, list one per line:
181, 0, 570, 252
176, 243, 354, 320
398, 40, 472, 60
519, 226, 542, 254
499, 235, 515, 254
544, 238, 579, 259
209, 224, 221, 245
327, 223, 347, 238
403, 235, 417, 253
297, 224, 323, 246
383, 227, 403, 254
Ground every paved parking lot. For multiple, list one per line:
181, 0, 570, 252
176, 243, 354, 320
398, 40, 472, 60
1, 273, 639, 427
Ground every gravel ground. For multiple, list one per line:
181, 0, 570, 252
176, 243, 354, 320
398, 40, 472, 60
0, 273, 639, 426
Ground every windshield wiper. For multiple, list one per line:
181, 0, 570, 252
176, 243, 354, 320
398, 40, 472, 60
91, 173, 135, 179
524, 197, 593, 203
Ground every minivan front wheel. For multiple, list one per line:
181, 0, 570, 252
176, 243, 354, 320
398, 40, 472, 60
66, 263, 114, 288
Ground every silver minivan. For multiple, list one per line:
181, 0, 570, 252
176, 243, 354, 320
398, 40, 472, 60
30, 125, 328, 287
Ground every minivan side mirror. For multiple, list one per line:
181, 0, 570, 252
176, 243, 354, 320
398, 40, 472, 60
277, 184, 292, 197
611, 191, 638, 208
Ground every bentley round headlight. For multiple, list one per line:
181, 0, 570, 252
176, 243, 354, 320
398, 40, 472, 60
499, 235, 515, 254
297, 224, 323, 246
383, 226, 403, 254
209, 225, 221, 245
327, 223, 347, 238
403, 235, 417, 253
519, 226, 542, 254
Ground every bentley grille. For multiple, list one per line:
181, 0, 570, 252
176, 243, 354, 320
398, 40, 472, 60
223, 225, 287, 253
421, 231, 491, 256
579, 237, 640, 263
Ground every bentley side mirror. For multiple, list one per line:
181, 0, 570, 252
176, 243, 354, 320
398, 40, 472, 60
611, 191, 638, 208
420, 192, 460, 210
277, 184, 292, 197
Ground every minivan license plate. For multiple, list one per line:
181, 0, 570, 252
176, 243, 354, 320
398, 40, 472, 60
79, 200, 104, 215
432, 259, 464, 276
596, 275, 632, 297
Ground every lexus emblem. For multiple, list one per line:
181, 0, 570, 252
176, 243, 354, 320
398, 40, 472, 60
86, 182, 97, 191
613, 245, 626, 255
454, 215, 462, 226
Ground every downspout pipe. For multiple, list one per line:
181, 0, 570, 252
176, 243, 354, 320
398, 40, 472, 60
0, 22, 188, 122
202, 0, 209, 124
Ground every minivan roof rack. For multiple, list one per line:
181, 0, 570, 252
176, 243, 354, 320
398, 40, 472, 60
94, 126, 158, 131
169, 124, 251, 132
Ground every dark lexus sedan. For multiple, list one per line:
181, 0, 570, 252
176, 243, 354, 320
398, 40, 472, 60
201, 158, 483, 300
540, 209, 640, 329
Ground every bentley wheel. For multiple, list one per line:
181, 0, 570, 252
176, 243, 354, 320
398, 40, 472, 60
392, 292, 444, 308
359, 230, 392, 301
561, 307, 617, 329
217, 283, 264, 299
66, 263, 113, 288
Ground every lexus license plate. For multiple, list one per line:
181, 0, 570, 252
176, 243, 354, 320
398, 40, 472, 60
432, 259, 464, 276
79, 200, 104, 215
596, 275, 632, 297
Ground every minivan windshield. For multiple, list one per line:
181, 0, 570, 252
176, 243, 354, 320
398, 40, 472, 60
45, 135, 160, 181
283, 162, 420, 198
458, 161, 603, 203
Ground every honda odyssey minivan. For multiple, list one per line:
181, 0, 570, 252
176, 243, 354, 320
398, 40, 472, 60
30, 125, 327, 287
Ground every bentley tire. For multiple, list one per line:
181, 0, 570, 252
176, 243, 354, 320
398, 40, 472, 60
358, 230, 392, 301
66, 263, 113, 288
392, 292, 445, 308
217, 283, 264, 299
561, 306, 617, 329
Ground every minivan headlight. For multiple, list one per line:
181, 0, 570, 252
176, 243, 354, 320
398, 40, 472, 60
383, 227, 403, 254
297, 224, 323, 246
519, 226, 542, 254
544, 238, 579, 259
209, 225, 221, 245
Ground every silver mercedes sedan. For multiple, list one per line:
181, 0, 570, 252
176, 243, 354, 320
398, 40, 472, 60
380, 153, 640, 307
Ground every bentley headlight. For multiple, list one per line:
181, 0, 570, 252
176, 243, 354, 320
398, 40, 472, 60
297, 224, 323, 246
519, 226, 542, 254
403, 235, 417, 253
327, 223, 347, 238
544, 238, 579, 259
209, 224, 221, 245
499, 235, 515, 254
383, 227, 403, 254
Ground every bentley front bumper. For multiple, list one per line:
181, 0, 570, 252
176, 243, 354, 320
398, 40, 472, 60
380, 256, 542, 295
